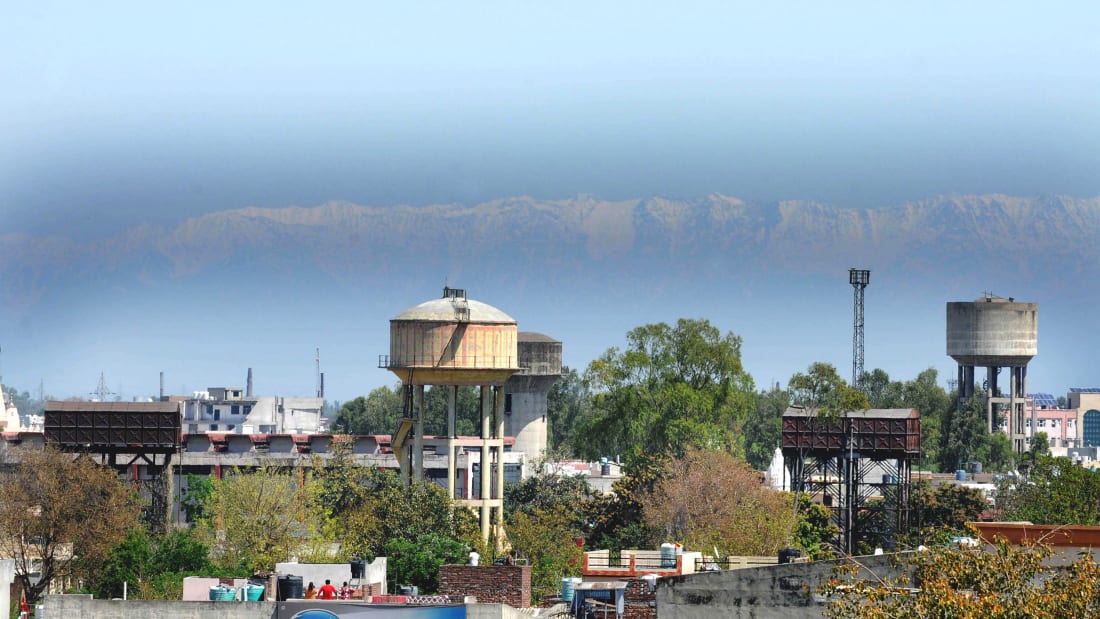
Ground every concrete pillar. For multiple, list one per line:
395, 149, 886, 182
494, 385, 506, 541
0, 559, 13, 617
480, 384, 492, 543
414, 384, 425, 481
447, 386, 456, 501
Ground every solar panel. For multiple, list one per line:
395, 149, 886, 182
1071, 388, 1100, 394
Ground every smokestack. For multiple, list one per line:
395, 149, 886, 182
246, 368, 253, 398
159, 371, 165, 401
320, 373, 325, 399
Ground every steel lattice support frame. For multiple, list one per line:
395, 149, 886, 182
788, 452, 914, 555
849, 268, 871, 387
781, 406, 920, 556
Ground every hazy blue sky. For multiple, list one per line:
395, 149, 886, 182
2, 2, 1099, 404
3, 2, 1098, 237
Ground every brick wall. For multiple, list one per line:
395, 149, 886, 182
623, 578, 657, 619
438, 565, 531, 608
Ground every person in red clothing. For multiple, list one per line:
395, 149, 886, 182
318, 579, 338, 600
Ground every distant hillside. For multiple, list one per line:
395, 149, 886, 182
3, 193, 1099, 317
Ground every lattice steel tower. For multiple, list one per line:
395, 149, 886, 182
849, 269, 870, 387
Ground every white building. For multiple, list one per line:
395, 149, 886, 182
180, 386, 327, 434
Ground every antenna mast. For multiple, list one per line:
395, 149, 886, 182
849, 269, 871, 388
315, 347, 321, 398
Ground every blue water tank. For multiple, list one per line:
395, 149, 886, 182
956, 469, 967, 482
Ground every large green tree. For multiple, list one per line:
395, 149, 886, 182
335, 385, 403, 435
862, 368, 950, 470
1005, 456, 1100, 525
574, 318, 755, 463
744, 384, 788, 470
197, 465, 306, 572
547, 367, 594, 454
787, 362, 869, 417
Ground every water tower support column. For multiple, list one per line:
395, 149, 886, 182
447, 386, 457, 501
414, 385, 425, 481
480, 384, 492, 543
494, 385, 506, 543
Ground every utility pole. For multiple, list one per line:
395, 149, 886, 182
849, 269, 871, 388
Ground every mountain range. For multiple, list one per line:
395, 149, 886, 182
2, 193, 1098, 401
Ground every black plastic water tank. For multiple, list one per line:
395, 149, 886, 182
350, 559, 366, 579
778, 549, 802, 564
398, 585, 419, 596
277, 575, 303, 601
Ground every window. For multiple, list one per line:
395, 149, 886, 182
214, 409, 221, 421
505, 393, 512, 414
1083, 410, 1100, 447
1038, 419, 1046, 428
231, 405, 240, 416
210, 424, 219, 431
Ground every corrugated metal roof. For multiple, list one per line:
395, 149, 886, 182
45, 401, 181, 413
782, 406, 918, 419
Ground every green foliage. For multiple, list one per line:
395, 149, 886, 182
792, 493, 838, 559
938, 395, 992, 473
1027, 431, 1051, 462
336, 385, 403, 434
506, 507, 586, 604
87, 528, 214, 600
824, 539, 1100, 618
642, 448, 798, 556
547, 367, 594, 454
907, 482, 988, 542
384, 534, 469, 594
788, 362, 869, 419
196, 465, 306, 572
504, 469, 596, 531
585, 455, 665, 551
181, 474, 214, 522
575, 318, 755, 463
1006, 456, 1100, 525
421, 385, 480, 436
744, 384, 788, 470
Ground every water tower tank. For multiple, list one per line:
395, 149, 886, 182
386, 287, 519, 385
946, 296, 1037, 367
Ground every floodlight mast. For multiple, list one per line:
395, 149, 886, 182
849, 269, 871, 388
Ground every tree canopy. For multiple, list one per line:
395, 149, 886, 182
0, 446, 142, 604
574, 318, 755, 463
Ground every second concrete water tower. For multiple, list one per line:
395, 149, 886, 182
382, 287, 520, 543
947, 294, 1038, 453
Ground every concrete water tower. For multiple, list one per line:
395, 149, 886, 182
947, 295, 1038, 454
382, 287, 520, 544
504, 332, 563, 477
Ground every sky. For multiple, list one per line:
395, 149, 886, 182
2, 2, 1099, 403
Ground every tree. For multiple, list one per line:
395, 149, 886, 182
1027, 431, 1051, 463
335, 385, 403, 435
744, 384, 788, 470
1005, 456, 1100, 525
641, 448, 798, 556
88, 527, 213, 600
824, 540, 1100, 618
586, 455, 664, 552
197, 465, 306, 572
938, 395, 991, 473
421, 385, 480, 436
384, 534, 469, 594
0, 446, 142, 604
547, 367, 594, 454
507, 507, 585, 604
907, 481, 988, 540
180, 474, 214, 522
788, 362, 869, 417
575, 318, 755, 462
504, 469, 597, 533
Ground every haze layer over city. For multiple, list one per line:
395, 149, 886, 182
2, 2, 1098, 403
